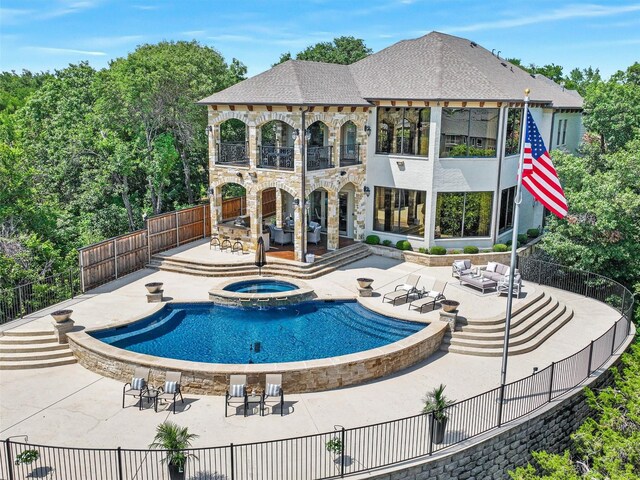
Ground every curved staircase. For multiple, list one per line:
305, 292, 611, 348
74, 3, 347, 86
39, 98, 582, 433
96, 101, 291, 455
148, 243, 371, 279
0, 330, 76, 369
441, 291, 574, 356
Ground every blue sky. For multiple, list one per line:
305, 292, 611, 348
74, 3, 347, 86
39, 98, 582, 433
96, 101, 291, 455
2, 0, 639, 79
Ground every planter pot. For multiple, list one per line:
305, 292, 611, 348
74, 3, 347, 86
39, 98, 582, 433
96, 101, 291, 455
440, 300, 459, 313
51, 310, 73, 323
431, 417, 448, 444
168, 463, 185, 480
145, 282, 163, 294
356, 278, 374, 289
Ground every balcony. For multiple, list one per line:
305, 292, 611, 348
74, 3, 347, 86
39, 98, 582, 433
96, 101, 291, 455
258, 146, 294, 170
339, 144, 361, 166
217, 142, 249, 166
307, 146, 334, 171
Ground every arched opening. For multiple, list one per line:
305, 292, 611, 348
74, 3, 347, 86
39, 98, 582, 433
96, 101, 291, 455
339, 121, 360, 166
259, 121, 295, 170
308, 187, 329, 233
218, 119, 248, 165
306, 121, 332, 170
220, 182, 247, 223
338, 183, 356, 238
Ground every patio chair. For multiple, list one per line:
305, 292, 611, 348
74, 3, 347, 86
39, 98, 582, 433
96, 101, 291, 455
122, 366, 150, 408
409, 280, 447, 313
158, 371, 184, 414
271, 226, 292, 246
497, 274, 522, 297
382, 274, 421, 305
307, 225, 322, 245
261, 373, 285, 416
225, 374, 248, 417
452, 259, 474, 278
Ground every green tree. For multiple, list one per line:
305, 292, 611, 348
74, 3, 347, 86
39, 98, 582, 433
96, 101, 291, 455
274, 36, 371, 65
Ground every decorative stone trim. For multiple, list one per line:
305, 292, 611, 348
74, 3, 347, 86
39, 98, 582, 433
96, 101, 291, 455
209, 276, 315, 307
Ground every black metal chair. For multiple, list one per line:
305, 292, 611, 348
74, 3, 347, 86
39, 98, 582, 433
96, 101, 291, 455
122, 366, 150, 408
261, 373, 285, 416
225, 374, 248, 417
231, 237, 243, 254
157, 371, 184, 414
220, 235, 232, 251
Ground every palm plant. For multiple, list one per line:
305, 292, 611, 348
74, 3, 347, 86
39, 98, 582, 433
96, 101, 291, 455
422, 384, 455, 422
149, 422, 198, 477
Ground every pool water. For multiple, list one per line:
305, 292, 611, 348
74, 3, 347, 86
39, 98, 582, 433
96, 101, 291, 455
223, 279, 298, 293
91, 302, 426, 364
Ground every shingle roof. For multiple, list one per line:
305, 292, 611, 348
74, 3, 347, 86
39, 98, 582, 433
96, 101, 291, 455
199, 32, 582, 109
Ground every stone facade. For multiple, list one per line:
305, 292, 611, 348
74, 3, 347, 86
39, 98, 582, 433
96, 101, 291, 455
207, 107, 370, 261
67, 317, 447, 394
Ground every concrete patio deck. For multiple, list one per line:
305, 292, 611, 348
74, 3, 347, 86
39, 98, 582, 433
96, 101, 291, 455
0, 248, 622, 450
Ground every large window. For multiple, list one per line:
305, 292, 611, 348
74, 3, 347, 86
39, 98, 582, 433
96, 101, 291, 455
376, 108, 430, 156
374, 187, 427, 236
440, 108, 499, 157
505, 108, 523, 156
435, 192, 493, 238
499, 186, 516, 233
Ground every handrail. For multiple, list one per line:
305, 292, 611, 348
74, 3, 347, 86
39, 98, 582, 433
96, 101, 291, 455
1, 257, 635, 479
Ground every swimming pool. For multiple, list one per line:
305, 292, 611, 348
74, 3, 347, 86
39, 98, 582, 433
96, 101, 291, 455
222, 279, 298, 293
90, 302, 426, 364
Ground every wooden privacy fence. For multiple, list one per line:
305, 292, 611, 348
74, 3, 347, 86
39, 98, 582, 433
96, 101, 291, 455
79, 204, 210, 291
221, 190, 276, 221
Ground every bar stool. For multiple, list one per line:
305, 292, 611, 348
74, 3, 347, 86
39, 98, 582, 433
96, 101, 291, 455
231, 237, 243, 254
209, 233, 220, 250
220, 235, 232, 251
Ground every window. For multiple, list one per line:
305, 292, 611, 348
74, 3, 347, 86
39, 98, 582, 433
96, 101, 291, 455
499, 186, 516, 233
435, 192, 493, 238
440, 108, 499, 157
556, 119, 568, 146
561, 119, 568, 145
505, 109, 523, 156
373, 187, 427, 236
376, 107, 430, 155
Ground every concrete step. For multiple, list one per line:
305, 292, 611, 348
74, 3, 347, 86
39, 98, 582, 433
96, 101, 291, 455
459, 291, 547, 327
0, 350, 76, 362
0, 343, 69, 354
1, 330, 53, 337
0, 334, 58, 345
0, 356, 77, 370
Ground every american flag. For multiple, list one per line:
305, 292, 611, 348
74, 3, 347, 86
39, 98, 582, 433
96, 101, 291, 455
522, 111, 568, 218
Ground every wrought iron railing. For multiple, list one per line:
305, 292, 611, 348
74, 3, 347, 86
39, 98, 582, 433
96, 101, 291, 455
307, 146, 334, 170
258, 145, 295, 170
339, 144, 361, 166
217, 142, 249, 165
0, 269, 80, 325
0, 258, 635, 479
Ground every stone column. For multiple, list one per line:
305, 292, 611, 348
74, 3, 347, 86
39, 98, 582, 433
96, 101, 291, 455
52, 319, 75, 344
275, 188, 283, 228
353, 189, 366, 241
248, 124, 257, 169
211, 185, 223, 229
247, 188, 262, 252
293, 201, 304, 261
327, 190, 339, 250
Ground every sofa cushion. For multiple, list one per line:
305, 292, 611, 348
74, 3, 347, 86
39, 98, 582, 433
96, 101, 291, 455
486, 262, 497, 272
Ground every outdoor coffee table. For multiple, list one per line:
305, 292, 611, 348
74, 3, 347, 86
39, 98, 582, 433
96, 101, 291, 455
246, 394, 263, 416
139, 388, 159, 412
459, 274, 497, 294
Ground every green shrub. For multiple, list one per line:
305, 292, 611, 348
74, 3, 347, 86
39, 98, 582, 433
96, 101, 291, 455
396, 240, 413, 251
463, 246, 479, 254
449, 249, 461, 254
418, 247, 427, 254
492, 243, 508, 252
429, 246, 447, 255
517, 234, 528, 245
382, 239, 392, 247
365, 235, 380, 245
526, 228, 540, 238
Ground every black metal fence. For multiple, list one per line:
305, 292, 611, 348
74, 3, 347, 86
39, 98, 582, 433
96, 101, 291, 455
258, 146, 295, 170
0, 258, 635, 479
0, 269, 80, 325
217, 142, 249, 165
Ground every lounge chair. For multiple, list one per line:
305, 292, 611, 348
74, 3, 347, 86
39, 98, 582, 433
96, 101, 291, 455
307, 225, 322, 245
158, 371, 184, 414
382, 274, 421, 305
225, 374, 248, 417
261, 374, 285, 416
122, 366, 150, 408
269, 225, 292, 246
452, 259, 474, 278
409, 280, 447, 313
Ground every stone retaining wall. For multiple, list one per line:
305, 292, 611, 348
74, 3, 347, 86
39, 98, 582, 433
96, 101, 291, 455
68, 319, 447, 394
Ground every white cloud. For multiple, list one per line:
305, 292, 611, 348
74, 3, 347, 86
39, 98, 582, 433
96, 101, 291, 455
131, 5, 159, 10
38, 0, 101, 19
207, 34, 256, 43
83, 35, 145, 48
24, 46, 107, 56
182, 30, 206, 37
444, 3, 640, 33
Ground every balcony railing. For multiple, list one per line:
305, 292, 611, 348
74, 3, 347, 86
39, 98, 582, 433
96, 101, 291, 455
217, 142, 249, 165
258, 146, 294, 170
339, 144, 361, 166
306, 146, 334, 171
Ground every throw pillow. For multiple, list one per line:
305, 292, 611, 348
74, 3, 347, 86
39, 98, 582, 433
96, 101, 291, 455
504, 267, 511, 277
230, 384, 245, 397
453, 260, 466, 270
428, 290, 440, 298
266, 383, 280, 396
164, 381, 177, 394
402, 284, 413, 291
131, 377, 146, 390
486, 262, 497, 272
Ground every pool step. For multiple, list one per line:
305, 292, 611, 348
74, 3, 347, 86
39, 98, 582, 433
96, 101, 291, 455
330, 309, 420, 343
148, 243, 372, 279
0, 331, 77, 369
442, 292, 574, 356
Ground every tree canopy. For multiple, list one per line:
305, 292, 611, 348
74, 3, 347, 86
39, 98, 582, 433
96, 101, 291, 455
274, 36, 372, 66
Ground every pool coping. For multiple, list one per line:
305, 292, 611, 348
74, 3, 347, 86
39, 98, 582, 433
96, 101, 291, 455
209, 276, 316, 307
67, 296, 448, 394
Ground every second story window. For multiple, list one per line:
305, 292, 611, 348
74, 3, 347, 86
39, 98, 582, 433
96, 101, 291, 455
505, 108, 523, 156
440, 108, 499, 158
376, 107, 430, 156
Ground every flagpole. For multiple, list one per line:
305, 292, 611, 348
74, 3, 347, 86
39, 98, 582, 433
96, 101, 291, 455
499, 89, 530, 396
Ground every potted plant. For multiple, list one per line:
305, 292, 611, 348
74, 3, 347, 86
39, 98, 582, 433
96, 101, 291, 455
422, 384, 455, 444
51, 310, 73, 323
149, 422, 198, 480
15, 448, 39, 465
325, 437, 342, 456
145, 282, 164, 294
